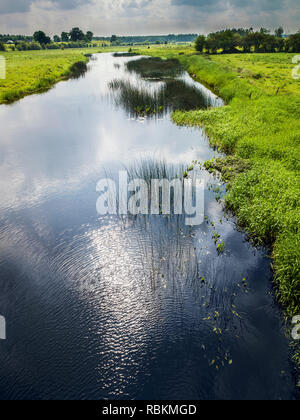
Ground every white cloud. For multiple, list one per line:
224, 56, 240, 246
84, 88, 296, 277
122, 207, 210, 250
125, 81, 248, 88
0, 0, 299, 35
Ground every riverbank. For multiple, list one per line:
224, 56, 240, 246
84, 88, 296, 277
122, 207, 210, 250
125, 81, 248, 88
135, 46, 300, 378
0, 48, 104, 104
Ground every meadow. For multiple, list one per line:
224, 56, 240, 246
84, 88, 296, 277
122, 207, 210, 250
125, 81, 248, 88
0, 47, 105, 103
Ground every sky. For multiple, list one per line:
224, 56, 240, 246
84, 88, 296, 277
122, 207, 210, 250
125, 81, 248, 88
0, 0, 299, 36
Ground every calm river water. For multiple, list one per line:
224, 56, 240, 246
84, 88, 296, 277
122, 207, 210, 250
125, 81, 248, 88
0, 53, 297, 400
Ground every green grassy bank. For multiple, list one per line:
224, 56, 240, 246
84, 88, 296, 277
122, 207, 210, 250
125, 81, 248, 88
136, 46, 300, 376
0, 47, 118, 104
173, 53, 300, 316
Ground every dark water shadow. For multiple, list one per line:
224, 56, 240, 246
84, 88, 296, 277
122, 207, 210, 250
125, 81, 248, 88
126, 57, 184, 79
109, 78, 216, 117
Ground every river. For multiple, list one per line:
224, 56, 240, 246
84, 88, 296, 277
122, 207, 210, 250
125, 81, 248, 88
0, 53, 296, 400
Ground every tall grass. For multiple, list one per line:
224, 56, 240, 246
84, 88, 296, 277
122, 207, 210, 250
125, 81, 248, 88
126, 57, 184, 79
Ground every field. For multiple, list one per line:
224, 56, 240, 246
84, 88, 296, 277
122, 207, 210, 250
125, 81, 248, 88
211, 53, 300, 96
0, 47, 105, 103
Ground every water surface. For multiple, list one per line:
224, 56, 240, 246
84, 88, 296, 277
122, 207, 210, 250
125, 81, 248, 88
0, 53, 296, 400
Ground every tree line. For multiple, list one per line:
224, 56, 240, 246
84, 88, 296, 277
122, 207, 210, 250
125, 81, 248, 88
33, 28, 93, 45
96, 34, 198, 45
196, 28, 300, 54
0, 28, 94, 51
0, 34, 33, 43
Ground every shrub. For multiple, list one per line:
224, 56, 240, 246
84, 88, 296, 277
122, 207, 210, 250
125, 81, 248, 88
29, 42, 42, 50
16, 41, 41, 51
46, 43, 60, 50
16, 41, 29, 51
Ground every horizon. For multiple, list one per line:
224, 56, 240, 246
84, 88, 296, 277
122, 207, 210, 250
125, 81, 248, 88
0, 29, 295, 39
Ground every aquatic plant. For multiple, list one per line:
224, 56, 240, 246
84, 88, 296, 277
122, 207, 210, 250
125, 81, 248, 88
126, 57, 184, 79
68, 61, 88, 78
108, 77, 214, 118
113, 52, 139, 57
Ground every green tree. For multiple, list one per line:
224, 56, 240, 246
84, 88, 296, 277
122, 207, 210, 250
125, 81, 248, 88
195, 35, 206, 52
251, 32, 265, 52
220, 30, 240, 53
69, 27, 85, 42
61, 32, 69, 42
0, 41, 5, 51
53, 35, 61, 43
110, 35, 118, 43
205, 36, 218, 54
260, 28, 270, 35
287, 32, 300, 52
86, 31, 93, 42
261, 34, 278, 53
243, 33, 253, 52
33, 31, 51, 45
277, 37, 285, 52
275, 27, 284, 38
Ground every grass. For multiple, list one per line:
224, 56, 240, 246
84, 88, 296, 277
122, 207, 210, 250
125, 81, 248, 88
135, 45, 300, 376
211, 53, 300, 96
126, 56, 184, 79
0, 47, 122, 104
109, 76, 216, 117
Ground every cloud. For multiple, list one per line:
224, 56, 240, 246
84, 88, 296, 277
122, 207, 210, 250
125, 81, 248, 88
122, 0, 152, 8
170, 0, 300, 32
0, 0, 299, 36
0, 0, 92, 14
171, 0, 291, 13
0, 0, 30, 14
171, 0, 219, 7
54, 0, 93, 10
